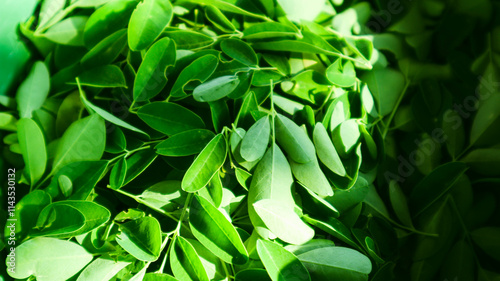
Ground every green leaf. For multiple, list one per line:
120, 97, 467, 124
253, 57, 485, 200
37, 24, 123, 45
110, 157, 127, 189
134, 37, 176, 101
43, 16, 87, 46
253, 199, 315, 245
72, 0, 113, 7
156, 129, 216, 156
332, 119, 361, 157
32, 201, 111, 238
198, 172, 224, 208
313, 122, 346, 176
240, 115, 270, 162
80, 90, 148, 136
123, 148, 158, 186
251, 32, 340, 57
76, 257, 131, 281
189, 195, 249, 265
256, 239, 311, 281
277, 0, 324, 22
221, 39, 258, 66
137, 102, 205, 135
170, 54, 219, 98
471, 227, 500, 262
205, 5, 235, 32
0, 113, 17, 131
10, 190, 51, 241
56, 91, 83, 136
163, 30, 214, 49
470, 94, 500, 147
302, 216, 359, 249
389, 180, 413, 227
361, 68, 405, 116
7, 237, 93, 281
45, 161, 108, 200
280, 70, 329, 104
440, 240, 475, 281
138, 180, 187, 213
170, 236, 209, 281
116, 216, 163, 261
248, 144, 295, 238
81, 29, 127, 69
462, 148, 500, 176
186, 0, 271, 21
16, 61, 50, 118
182, 134, 227, 192
17, 118, 47, 186
297, 183, 340, 219
326, 59, 356, 88
84, 0, 138, 47
38, 0, 65, 29
209, 99, 230, 132
187, 238, 225, 280
77, 65, 127, 88
297, 246, 372, 281
410, 162, 468, 217
235, 269, 272, 281
442, 109, 465, 158
128, 0, 173, 51
52, 114, 106, 173
243, 22, 297, 39
285, 239, 336, 256
275, 114, 316, 163
31, 203, 85, 237
193, 75, 240, 102
290, 158, 333, 197
144, 273, 179, 281
325, 93, 350, 131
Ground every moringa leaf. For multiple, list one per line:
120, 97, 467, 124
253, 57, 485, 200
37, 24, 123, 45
128, 0, 173, 51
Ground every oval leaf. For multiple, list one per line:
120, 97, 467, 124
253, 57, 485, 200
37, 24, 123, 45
189, 195, 249, 265
8, 237, 93, 281
18, 118, 47, 186
52, 114, 106, 173
170, 236, 209, 281
128, 0, 173, 51
240, 115, 270, 162
253, 199, 315, 245
134, 37, 176, 101
256, 239, 311, 281
182, 134, 227, 192
137, 102, 205, 135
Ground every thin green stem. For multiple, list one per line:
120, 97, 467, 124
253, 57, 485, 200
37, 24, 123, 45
157, 233, 173, 274
448, 196, 482, 267
221, 260, 234, 280
124, 145, 151, 157
455, 143, 473, 161
382, 80, 411, 139
157, 193, 193, 273
383, 215, 438, 237
270, 80, 276, 144
112, 188, 180, 222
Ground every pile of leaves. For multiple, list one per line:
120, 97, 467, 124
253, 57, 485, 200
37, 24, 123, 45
1, 0, 499, 280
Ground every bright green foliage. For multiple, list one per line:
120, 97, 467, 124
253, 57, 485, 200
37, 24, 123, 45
3, 0, 500, 280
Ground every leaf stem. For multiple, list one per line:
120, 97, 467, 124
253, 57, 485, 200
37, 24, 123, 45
270, 80, 276, 144
382, 79, 411, 139
157, 193, 193, 273
157, 233, 174, 274
111, 187, 180, 222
